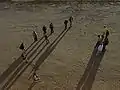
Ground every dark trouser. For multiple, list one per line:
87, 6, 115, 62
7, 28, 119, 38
34, 37, 37, 42
106, 33, 109, 37
51, 28, 54, 34
65, 25, 67, 30
103, 44, 106, 51
94, 41, 101, 48
103, 42, 108, 51
43, 31, 46, 35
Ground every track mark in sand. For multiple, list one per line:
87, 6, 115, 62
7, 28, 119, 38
76, 49, 106, 90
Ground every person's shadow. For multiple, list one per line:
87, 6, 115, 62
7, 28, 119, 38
27, 27, 71, 90
76, 48, 106, 90
28, 80, 42, 90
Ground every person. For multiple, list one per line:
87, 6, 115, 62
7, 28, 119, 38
104, 25, 110, 38
42, 25, 47, 35
96, 43, 104, 56
103, 37, 109, 51
105, 30, 109, 38
49, 23, 54, 34
33, 72, 40, 81
29, 72, 40, 88
94, 35, 102, 48
19, 42, 25, 51
19, 42, 27, 61
102, 31, 105, 38
69, 16, 73, 27
64, 20, 68, 30
44, 34, 49, 44
21, 53, 26, 60
32, 31, 38, 42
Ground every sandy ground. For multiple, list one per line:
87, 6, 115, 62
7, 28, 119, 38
0, 2, 120, 90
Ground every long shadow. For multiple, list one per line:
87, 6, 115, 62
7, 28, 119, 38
25, 36, 44, 55
1, 43, 48, 90
81, 50, 106, 90
26, 27, 71, 90
76, 49, 97, 89
76, 49, 106, 90
28, 81, 38, 90
0, 36, 41, 84
28, 83, 35, 90
0, 35, 50, 84
27, 39, 45, 60
2, 27, 71, 89
26, 34, 51, 56
33, 27, 71, 73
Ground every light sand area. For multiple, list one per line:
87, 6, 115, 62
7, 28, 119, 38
0, 3, 120, 90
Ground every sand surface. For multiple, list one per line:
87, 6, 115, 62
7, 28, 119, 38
0, 2, 120, 90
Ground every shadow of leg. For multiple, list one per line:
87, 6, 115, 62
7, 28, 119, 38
28, 81, 36, 90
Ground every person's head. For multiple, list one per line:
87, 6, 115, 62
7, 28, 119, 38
98, 35, 100, 38
50, 23, 53, 25
104, 25, 106, 28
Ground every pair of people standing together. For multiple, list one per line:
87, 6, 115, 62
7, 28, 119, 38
95, 25, 110, 55
64, 16, 73, 30
33, 22, 54, 43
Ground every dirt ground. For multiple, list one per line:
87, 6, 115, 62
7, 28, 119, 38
0, 2, 120, 90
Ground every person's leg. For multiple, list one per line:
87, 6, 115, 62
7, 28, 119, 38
50, 28, 53, 34
35, 37, 37, 41
52, 28, 54, 33
70, 21, 72, 27
102, 44, 106, 52
94, 41, 100, 48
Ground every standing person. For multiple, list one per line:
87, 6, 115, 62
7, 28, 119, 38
104, 25, 109, 38
19, 42, 25, 51
42, 25, 47, 35
44, 34, 49, 44
101, 33, 104, 40
64, 20, 68, 30
69, 16, 73, 27
32, 31, 38, 42
105, 30, 109, 38
49, 23, 54, 34
28, 72, 40, 89
103, 37, 109, 51
94, 35, 102, 48
19, 42, 27, 60
33, 72, 40, 81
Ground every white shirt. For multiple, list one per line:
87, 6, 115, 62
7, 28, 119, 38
98, 44, 103, 52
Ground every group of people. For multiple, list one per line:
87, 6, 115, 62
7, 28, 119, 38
64, 16, 73, 30
95, 25, 109, 55
19, 16, 74, 54
18, 18, 110, 84
33, 22, 54, 43
18, 16, 74, 83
